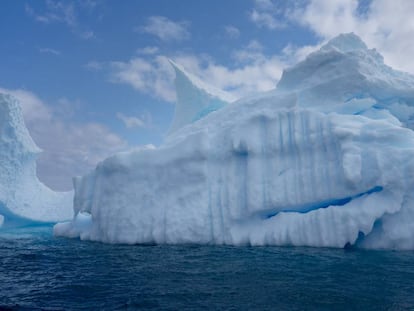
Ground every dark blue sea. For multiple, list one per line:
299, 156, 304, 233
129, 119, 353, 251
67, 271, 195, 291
1, 226, 414, 310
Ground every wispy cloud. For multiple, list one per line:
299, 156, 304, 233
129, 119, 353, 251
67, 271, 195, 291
25, 0, 76, 26
117, 112, 151, 129
79, 30, 94, 40
136, 46, 159, 55
250, 10, 284, 29
105, 40, 285, 102
38, 47, 61, 55
79, 0, 98, 10
84, 57, 177, 102
254, 0, 276, 10
232, 40, 264, 62
249, 0, 286, 30
137, 16, 190, 42
85, 60, 103, 71
110, 56, 176, 102
172, 50, 284, 99
25, 0, 95, 40
224, 25, 241, 38
0, 87, 128, 191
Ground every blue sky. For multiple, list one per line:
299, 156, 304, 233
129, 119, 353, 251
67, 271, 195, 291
1, 0, 414, 190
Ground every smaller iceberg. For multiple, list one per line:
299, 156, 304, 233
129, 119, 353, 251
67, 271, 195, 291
0, 93, 73, 228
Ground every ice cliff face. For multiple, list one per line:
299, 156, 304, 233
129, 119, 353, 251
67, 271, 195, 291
55, 33, 414, 249
0, 94, 73, 227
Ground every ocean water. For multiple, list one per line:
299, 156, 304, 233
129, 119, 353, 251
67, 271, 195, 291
1, 226, 414, 310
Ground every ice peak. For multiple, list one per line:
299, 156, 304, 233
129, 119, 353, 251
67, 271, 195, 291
321, 33, 368, 53
168, 59, 236, 134
168, 59, 236, 103
276, 33, 413, 104
0, 93, 40, 155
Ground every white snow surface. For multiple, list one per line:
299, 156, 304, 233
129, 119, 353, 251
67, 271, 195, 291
55, 33, 414, 249
0, 93, 73, 227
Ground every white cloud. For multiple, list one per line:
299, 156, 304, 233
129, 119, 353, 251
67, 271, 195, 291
225, 25, 241, 38
138, 16, 190, 42
0, 87, 128, 191
249, 0, 286, 30
110, 56, 176, 102
117, 112, 149, 129
250, 9, 285, 30
232, 40, 264, 62
289, 0, 414, 73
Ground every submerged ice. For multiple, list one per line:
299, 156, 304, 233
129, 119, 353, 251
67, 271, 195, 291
0, 94, 73, 227
55, 33, 414, 249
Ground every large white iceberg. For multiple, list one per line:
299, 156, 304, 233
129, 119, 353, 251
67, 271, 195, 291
55, 33, 414, 249
0, 94, 73, 227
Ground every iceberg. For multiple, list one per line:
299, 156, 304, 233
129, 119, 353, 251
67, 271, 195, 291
0, 94, 73, 227
55, 33, 414, 249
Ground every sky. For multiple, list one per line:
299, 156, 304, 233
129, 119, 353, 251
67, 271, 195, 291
2, 0, 414, 191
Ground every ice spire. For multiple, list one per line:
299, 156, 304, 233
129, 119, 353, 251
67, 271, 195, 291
168, 59, 236, 133
0, 93, 73, 226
